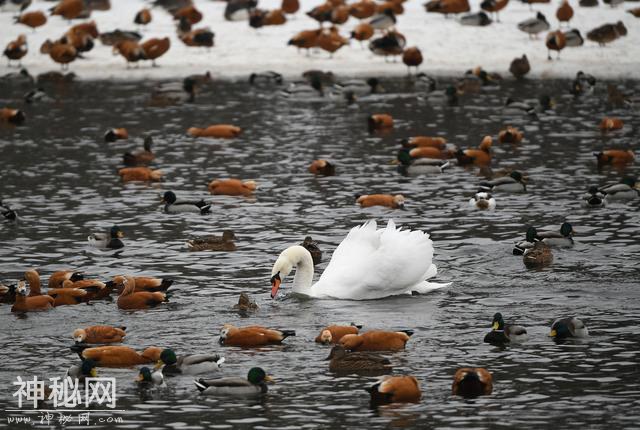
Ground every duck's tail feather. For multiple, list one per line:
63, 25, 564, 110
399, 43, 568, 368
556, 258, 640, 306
194, 379, 208, 392
279, 330, 296, 338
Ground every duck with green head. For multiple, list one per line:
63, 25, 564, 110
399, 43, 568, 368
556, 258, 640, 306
513, 226, 539, 255
483, 313, 528, 344
396, 147, 450, 176
538, 222, 574, 247
66, 359, 98, 383
599, 177, 639, 202
550, 317, 588, 340
137, 366, 164, 387
156, 348, 225, 375
194, 367, 273, 396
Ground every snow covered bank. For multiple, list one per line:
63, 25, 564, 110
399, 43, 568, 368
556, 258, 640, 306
1, 0, 638, 81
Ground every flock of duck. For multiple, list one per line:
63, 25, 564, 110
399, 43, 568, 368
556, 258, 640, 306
0, 0, 638, 414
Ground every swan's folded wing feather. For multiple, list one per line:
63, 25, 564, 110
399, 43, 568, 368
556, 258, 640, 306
315, 220, 436, 299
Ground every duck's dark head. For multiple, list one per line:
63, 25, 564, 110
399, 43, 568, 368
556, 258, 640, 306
162, 191, 177, 204
525, 226, 538, 243
458, 371, 484, 398
143, 136, 154, 151
397, 147, 413, 166
82, 359, 97, 377
539, 94, 555, 110
138, 367, 152, 382
159, 348, 177, 366
110, 226, 124, 239
550, 319, 571, 339
326, 345, 347, 360
248, 367, 273, 385
560, 222, 573, 237
367, 77, 382, 93
510, 171, 524, 183
492, 312, 505, 330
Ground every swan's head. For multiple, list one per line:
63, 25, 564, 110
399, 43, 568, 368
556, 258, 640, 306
270, 245, 310, 299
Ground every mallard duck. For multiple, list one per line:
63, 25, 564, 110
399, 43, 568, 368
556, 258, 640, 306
509, 55, 530, 79
123, 136, 155, 166
249, 71, 283, 85
504, 95, 554, 115
581, 186, 605, 208
397, 148, 451, 176
452, 368, 493, 398
78, 345, 161, 367
137, 366, 164, 386
356, 194, 405, 209
208, 179, 256, 196
469, 192, 496, 210
233, 292, 259, 313
315, 324, 361, 344
155, 348, 225, 375
563, 29, 584, 47
1, 0, 31, 14
73, 326, 127, 344
368, 9, 396, 30
187, 230, 236, 251
523, 241, 553, 268
517, 12, 550, 39
326, 345, 391, 372
66, 359, 98, 383
281, 78, 324, 99
479, 171, 526, 192
150, 77, 196, 106
339, 330, 412, 351
88, 226, 124, 250
11, 281, 54, 312
483, 313, 528, 344
162, 191, 211, 214
460, 11, 492, 26
550, 317, 588, 339
194, 367, 273, 396
367, 375, 421, 404
219, 324, 296, 347
24, 88, 51, 104
513, 226, 538, 255
537, 222, 574, 247
99, 30, 142, 47
303, 70, 335, 86
569, 71, 596, 96
599, 177, 639, 202
114, 276, 166, 310
333, 78, 383, 96
225, 0, 258, 20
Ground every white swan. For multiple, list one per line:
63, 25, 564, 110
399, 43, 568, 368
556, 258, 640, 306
270, 220, 450, 300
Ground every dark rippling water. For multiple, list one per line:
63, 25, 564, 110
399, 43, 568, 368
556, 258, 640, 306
1, 75, 639, 429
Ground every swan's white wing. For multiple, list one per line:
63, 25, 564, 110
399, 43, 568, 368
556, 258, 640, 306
313, 220, 439, 299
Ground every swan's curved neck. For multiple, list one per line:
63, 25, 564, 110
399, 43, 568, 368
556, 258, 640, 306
284, 246, 315, 295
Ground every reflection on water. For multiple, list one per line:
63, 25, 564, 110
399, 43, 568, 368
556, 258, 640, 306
1, 76, 639, 429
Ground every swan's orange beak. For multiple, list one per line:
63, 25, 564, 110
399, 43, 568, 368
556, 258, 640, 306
270, 272, 281, 299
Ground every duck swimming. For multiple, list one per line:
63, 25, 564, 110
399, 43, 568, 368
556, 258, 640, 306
367, 375, 421, 404
155, 348, 225, 375
599, 177, 639, 202
137, 366, 164, 387
537, 222, 575, 247
581, 186, 606, 208
194, 367, 273, 396
479, 171, 526, 192
270, 220, 448, 300
73, 326, 127, 344
123, 136, 155, 166
397, 148, 451, 176
452, 368, 493, 398
513, 226, 538, 255
339, 330, 412, 351
483, 313, 528, 344
326, 345, 392, 373
550, 317, 588, 339
300, 236, 322, 265
186, 230, 237, 251
469, 192, 496, 210
523, 241, 553, 268
162, 191, 211, 214
88, 225, 124, 249
315, 324, 360, 344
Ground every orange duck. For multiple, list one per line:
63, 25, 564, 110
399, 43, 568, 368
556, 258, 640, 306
50, 0, 84, 21
317, 26, 348, 57
402, 47, 423, 73
250, 9, 287, 28
4, 35, 27, 67
402, 136, 447, 149
188, 125, 241, 138
0, 108, 26, 125
351, 23, 374, 44
498, 126, 523, 143
11, 281, 54, 312
288, 29, 321, 53
599, 117, 623, 131
480, 0, 508, 22
367, 375, 422, 404
339, 330, 412, 351
63, 21, 99, 53
219, 324, 296, 347
404, 146, 452, 160
173, 5, 203, 24
112, 40, 144, 67
309, 159, 336, 175
118, 167, 163, 182
593, 149, 635, 166
40, 39, 80, 70
349, 0, 376, 19
73, 325, 127, 344
105, 127, 128, 142
425, 0, 470, 16
368, 113, 393, 132
113, 276, 173, 293
178, 23, 215, 48
141, 37, 170, 66
282, 0, 300, 14
546, 30, 566, 60
556, 0, 573, 26
452, 367, 493, 398
48, 270, 84, 289
377, 1, 403, 15
208, 179, 257, 196
15, 11, 48, 30
306, 2, 333, 26
23, 269, 91, 306
60, 278, 111, 299
357, 194, 405, 209
80, 345, 162, 367
455, 135, 492, 166
330, 5, 350, 24
115, 276, 166, 310
134, 8, 152, 27
315, 324, 360, 344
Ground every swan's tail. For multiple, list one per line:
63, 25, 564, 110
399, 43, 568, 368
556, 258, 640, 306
411, 281, 451, 294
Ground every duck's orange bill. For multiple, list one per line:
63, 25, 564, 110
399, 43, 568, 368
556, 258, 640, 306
270, 273, 281, 299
